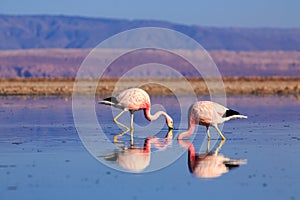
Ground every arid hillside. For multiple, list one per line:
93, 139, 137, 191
0, 49, 299, 78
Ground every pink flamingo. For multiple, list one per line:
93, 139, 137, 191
178, 139, 246, 178
178, 101, 247, 140
98, 88, 173, 131
104, 130, 173, 172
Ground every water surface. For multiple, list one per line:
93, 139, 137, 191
0, 95, 300, 200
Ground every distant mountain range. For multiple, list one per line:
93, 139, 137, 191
1, 15, 300, 51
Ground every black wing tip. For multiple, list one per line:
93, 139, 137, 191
223, 109, 240, 117
103, 97, 118, 104
225, 164, 240, 170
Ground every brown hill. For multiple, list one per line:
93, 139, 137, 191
0, 49, 299, 78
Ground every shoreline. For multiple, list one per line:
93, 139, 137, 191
0, 77, 299, 96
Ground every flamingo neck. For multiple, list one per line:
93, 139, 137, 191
178, 140, 196, 173
143, 139, 151, 153
144, 108, 168, 121
178, 122, 195, 140
188, 143, 196, 172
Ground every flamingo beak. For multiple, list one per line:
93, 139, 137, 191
166, 129, 173, 139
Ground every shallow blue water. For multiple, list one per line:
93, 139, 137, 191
0, 95, 300, 200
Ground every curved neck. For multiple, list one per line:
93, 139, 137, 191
178, 140, 196, 173
144, 130, 173, 152
143, 139, 151, 153
188, 142, 196, 173
178, 122, 195, 140
144, 109, 168, 121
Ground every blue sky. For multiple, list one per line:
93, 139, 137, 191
1, 0, 299, 27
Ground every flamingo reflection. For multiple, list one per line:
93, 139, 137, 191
103, 130, 173, 172
178, 139, 246, 178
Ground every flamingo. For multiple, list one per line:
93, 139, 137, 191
178, 139, 247, 178
178, 101, 247, 140
98, 88, 173, 132
103, 130, 173, 172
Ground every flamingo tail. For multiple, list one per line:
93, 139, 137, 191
223, 114, 248, 122
98, 97, 118, 106
222, 108, 247, 122
224, 159, 247, 169
222, 109, 240, 117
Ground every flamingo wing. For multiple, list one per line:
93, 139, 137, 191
211, 102, 228, 117
211, 102, 240, 117
117, 88, 150, 111
190, 101, 214, 126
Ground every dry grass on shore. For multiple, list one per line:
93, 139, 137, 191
0, 77, 299, 96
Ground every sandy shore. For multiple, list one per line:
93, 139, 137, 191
0, 77, 299, 96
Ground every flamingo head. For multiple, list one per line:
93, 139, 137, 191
165, 115, 173, 129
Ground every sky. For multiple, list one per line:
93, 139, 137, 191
1, 0, 300, 28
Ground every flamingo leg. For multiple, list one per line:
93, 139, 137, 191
130, 129, 134, 147
206, 138, 210, 153
130, 112, 134, 131
113, 110, 130, 131
215, 126, 226, 140
113, 129, 129, 143
215, 140, 225, 154
206, 127, 211, 140
130, 113, 134, 146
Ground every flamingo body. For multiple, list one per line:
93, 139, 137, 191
116, 88, 150, 111
189, 101, 239, 127
178, 101, 247, 140
99, 88, 173, 130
